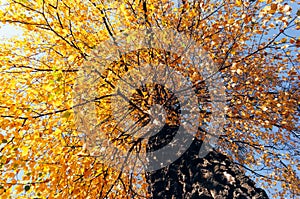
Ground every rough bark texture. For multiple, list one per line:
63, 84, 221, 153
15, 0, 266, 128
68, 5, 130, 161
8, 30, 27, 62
146, 136, 269, 199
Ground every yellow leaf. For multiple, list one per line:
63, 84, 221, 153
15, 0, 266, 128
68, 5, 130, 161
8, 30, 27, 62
236, 69, 243, 75
281, 38, 287, 43
236, 0, 242, 6
270, 3, 277, 12
0, 134, 4, 141
261, 106, 268, 111
21, 146, 29, 156
68, 54, 77, 62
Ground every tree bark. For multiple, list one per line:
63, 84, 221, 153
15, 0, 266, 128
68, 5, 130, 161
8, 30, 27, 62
146, 134, 269, 199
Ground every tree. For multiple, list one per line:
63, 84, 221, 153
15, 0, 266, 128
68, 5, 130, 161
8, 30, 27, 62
0, 0, 299, 198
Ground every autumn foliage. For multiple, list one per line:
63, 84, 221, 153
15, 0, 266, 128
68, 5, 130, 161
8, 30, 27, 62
0, 0, 299, 198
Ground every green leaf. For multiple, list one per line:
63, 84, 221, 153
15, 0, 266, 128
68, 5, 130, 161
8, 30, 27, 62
62, 111, 71, 118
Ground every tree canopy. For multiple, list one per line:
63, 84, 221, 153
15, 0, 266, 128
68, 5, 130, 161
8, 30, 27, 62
0, 0, 299, 198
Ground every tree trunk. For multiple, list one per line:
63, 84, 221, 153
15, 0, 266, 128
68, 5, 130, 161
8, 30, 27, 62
146, 134, 269, 199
